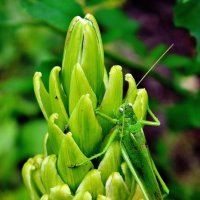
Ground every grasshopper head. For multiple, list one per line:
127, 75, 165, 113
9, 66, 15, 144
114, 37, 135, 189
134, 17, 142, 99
118, 103, 137, 123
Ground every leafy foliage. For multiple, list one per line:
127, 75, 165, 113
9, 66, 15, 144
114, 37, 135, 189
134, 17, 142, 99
20, 0, 83, 31
20, 0, 146, 55
0, 0, 200, 199
174, 0, 200, 62
167, 92, 200, 130
95, 8, 147, 55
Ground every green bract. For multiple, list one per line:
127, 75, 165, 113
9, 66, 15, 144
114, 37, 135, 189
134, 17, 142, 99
23, 14, 148, 199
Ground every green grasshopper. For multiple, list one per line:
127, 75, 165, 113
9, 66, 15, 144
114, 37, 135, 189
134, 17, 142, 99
94, 104, 169, 200
70, 45, 173, 199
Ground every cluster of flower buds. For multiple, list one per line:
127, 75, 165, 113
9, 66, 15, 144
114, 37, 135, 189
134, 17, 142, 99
22, 14, 148, 200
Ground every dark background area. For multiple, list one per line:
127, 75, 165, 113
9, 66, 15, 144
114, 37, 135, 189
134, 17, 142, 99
0, 0, 200, 199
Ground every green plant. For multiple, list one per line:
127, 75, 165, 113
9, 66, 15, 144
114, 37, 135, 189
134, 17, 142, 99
22, 14, 167, 200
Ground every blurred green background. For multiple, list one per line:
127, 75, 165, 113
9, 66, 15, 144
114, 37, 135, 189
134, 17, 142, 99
0, 0, 200, 199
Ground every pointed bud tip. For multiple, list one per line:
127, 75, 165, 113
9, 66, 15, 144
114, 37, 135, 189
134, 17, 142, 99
110, 65, 122, 75
34, 72, 42, 79
49, 113, 59, 122
52, 66, 61, 73
125, 73, 133, 80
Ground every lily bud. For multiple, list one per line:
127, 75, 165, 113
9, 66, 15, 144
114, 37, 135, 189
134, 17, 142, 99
41, 185, 73, 200
75, 170, 104, 199
47, 113, 65, 155
69, 63, 97, 115
62, 14, 104, 101
33, 72, 52, 120
49, 66, 68, 129
40, 195, 48, 200
49, 185, 73, 200
82, 192, 92, 200
68, 94, 102, 157
98, 65, 123, 135
121, 162, 136, 196
124, 73, 137, 104
98, 141, 122, 183
97, 195, 111, 200
105, 172, 130, 199
57, 132, 93, 192
132, 89, 148, 120
132, 185, 145, 200
40, 155, 64, 193
22, 155, 45, 200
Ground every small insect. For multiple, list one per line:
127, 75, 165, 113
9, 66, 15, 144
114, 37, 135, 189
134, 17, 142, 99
94, 103, 168, 199
70, 44, 173, 199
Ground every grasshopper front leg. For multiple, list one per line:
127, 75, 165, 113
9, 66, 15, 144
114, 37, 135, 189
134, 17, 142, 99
139, 107, 160, 127
96, 110, 118, 124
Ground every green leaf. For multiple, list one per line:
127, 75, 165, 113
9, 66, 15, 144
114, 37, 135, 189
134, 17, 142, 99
144, 44, 167, 66
0, 120, 18, 156
95, 9, 139, 33
0, 120, 18, 182
0, 186, 30, 200
0, 76, 33, 94
20, 0, 82, 31
167, 92, 200, 130
20, 119, 47, 158
0, 94, 39, 120
94, 8, 146, 55
163, 54, 200, 75
0, 147, 18, 183
174, 0, 200, 61
163, 54, 192, 68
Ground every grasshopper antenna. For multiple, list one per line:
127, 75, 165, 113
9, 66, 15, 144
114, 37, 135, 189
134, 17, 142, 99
137, 43, 174, 87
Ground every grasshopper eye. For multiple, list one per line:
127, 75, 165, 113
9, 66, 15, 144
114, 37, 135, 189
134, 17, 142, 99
119, 107, 123, 113
128, 103, 133, 107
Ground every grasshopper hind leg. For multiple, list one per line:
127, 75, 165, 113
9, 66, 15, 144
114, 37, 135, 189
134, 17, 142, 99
150, 159, 169, 198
